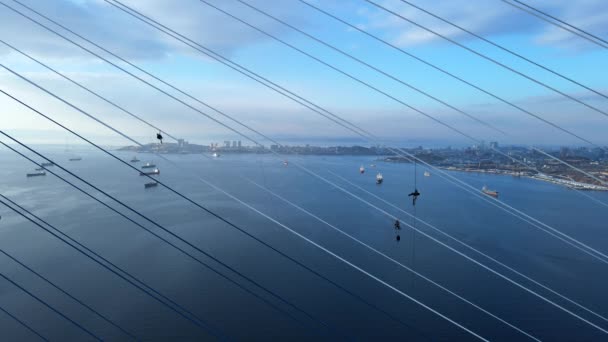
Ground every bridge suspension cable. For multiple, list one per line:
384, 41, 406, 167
2, 0, 604, 336
363, 0, 608, 118
103, 0, 608, 262
0, 186, 227, 339
0, 303, 48, 341
0, 80, 488, 340
500, 0, 608, 49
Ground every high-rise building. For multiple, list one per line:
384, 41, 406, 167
224, 141, 230, 148
490, 141, 499, 149
237, 140, 242, 148
232, 141, 237, 148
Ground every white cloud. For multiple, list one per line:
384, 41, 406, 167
531, 0, 608, 50
357, 0, 608, 51
1, 0, 606, 147
0, 0, 312, 60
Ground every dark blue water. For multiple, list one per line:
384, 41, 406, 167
0, 147, 607, 341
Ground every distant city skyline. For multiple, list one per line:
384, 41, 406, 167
2, 0, 607, 147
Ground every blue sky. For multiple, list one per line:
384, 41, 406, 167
1, 0, 607, 147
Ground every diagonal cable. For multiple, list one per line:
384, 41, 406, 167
364, 0, 608, 118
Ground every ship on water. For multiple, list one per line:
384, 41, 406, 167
141, 162, 156, 169
69, 157, 82, 161
130, 156, 140, 163
482, 185, 498, 198
424, 171, 431, 177
360, 166, 365, 174
144, 182, 158, 188
140, 169, 160, 176
41, 162, 54, 167
212, 152, 220, 158
35, 167, 44, 171
27, 171, 46, 177
376, 173, 383, 184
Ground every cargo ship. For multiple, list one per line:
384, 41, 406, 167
144, 182, 158, 188
27, 171, 46, 177
376, 173, 383, 184
41, 162, 54, 167
140, 169, 160, 176
141, 162, 156, 169
482, 186, 498, 197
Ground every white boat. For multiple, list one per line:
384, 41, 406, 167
212, 152, 220, 158
370, 164, 376, 168
376, 173, 383, 184
140, 169, 160, 176
424, 171, 431, 177
27, 171, 46, 177
283, 160, 289, 166
359, 166, 365, 174
141, 162, 157, 169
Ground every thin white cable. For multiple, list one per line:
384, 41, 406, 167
329, 170, 608, 326
232, 0, 608, 208
1, 75, 487, 341
100, 0, 608, 263
172, 159, 488, 341
10, 0, 603, 267
4, 53, 600, 337
4, 2, 606, 331
242, 176, 540, 341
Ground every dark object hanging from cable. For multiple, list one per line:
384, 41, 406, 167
394, 220, 401, 230
156, 131, 163, 144
408, 189, 420, 206
408, 160, 420, 206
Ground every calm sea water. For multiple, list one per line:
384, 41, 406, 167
0, 146, 607, 341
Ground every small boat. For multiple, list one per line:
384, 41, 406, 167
35, 167, 44, 171
130, 156, 140, 163
212, 152, 220, 158
370, 164, 376, 168
69, 157, 82, 161
41, 162, 54, 167
359, 166, 365, 174
482, 186, 498, 198
140, 169, 160, 176
376, 173, 383, 184
141, 162, 157, 169
144, 182, 158, 188
27, 171, 46, 177
283, 160, 289, 166
424, 171, 431, 177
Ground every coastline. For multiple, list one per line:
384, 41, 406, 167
439, 167, 608, 191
